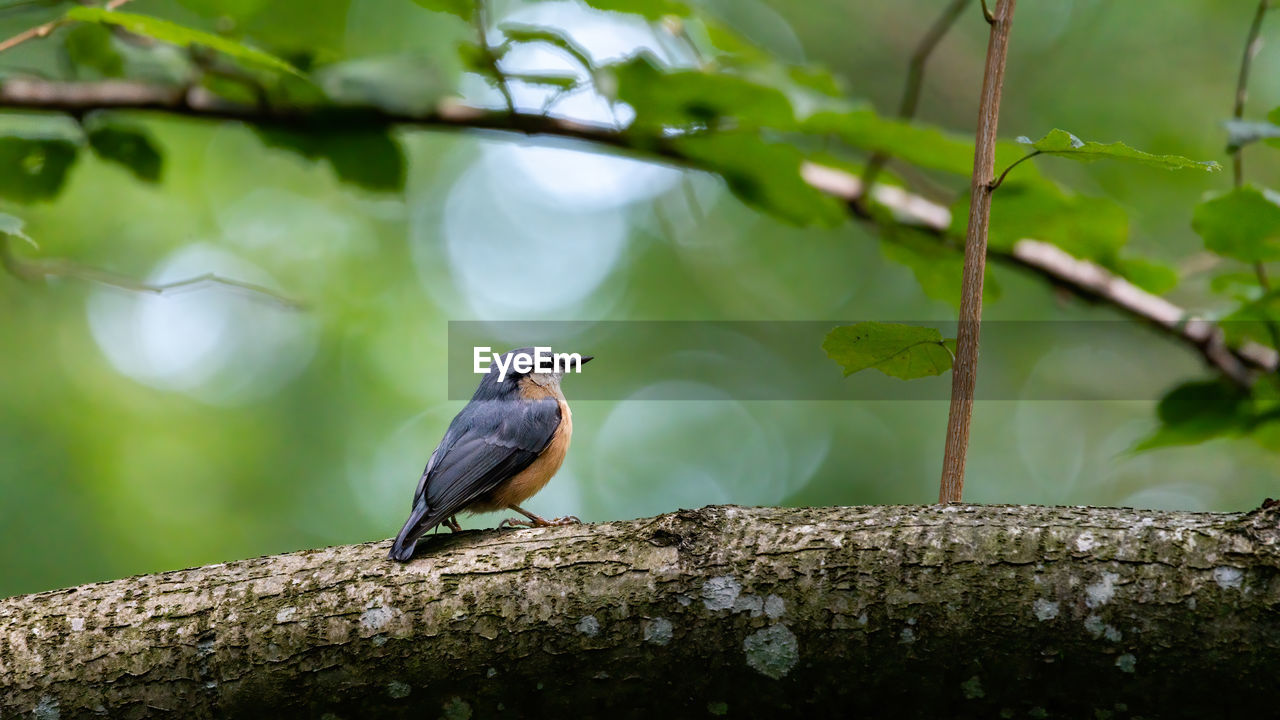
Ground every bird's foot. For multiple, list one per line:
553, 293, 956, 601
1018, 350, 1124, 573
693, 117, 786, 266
444, 515, 462, 532
498, 513, 582, 529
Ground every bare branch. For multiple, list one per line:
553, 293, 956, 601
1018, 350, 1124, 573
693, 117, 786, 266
1, 234, 305, 309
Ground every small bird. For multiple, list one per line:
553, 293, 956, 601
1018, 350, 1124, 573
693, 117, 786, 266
388, 347, 591, 562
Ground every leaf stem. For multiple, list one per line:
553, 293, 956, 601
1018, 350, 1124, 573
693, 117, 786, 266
938, 0, 1017, 504
988, 150, 1040, 191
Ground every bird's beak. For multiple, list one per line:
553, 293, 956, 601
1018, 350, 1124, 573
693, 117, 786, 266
579, 355, 594, 365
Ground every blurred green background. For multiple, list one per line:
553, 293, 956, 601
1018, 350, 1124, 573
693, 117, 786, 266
2, 0, 1277, 597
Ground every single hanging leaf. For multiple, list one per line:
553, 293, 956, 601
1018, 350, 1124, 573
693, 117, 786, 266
85, 117, 162, 182
1225, 119, 1280, 151
0, 136, 79, 203
255, 128, 405, 192
823, 322, 954, 380
1192, 186, 1280, 262
66, 7, 303, 77
1133, 381, 1251, 451
1018, 129, 1220, 172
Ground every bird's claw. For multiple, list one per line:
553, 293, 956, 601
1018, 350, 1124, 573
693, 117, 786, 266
498, 514, 582, 529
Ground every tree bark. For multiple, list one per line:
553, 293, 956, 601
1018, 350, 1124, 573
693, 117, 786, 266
2, 504, 1279, 718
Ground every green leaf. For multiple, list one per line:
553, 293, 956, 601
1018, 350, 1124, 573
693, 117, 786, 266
1210, 271, 1262, 301
672, 132, 844, 226
1225, 119, 1280, 152
608, 53, 796, 130
879, 228, 999, 308
411, 0, 474, 21
1114, 256, 1178, 295
66, 7, 303, 77
0, 212, 35, 248
1192, 186, 1280, 262
1017, 129, 1220, 172
951, 178, 1129, 261
823, 322, 954, 380
64, 23, 124, 77
1134, 381, 1251, 451
1221, 289, 1280, 349
499, 23, 594, 72
256, 128, 405, 192
0, 136, 79, 203
84, 117, 161, 183
805, 110, 1031, 177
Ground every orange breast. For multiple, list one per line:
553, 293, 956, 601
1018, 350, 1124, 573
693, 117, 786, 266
469, 397, 572, 512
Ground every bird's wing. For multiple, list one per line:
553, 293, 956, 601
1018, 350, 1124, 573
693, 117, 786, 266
404, 397, 561, 531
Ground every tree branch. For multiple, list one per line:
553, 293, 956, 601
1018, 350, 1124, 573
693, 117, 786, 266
0, 79, 1272, 383
0, 0, 132, 55
0, 233, 306, 308
939, 0, 1016, 504
1231, 0, 1280, 354
3, 504, 1279, 717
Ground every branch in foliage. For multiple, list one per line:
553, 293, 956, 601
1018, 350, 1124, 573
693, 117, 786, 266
0, 78, 1271, 382
0, 0, 131, 54
859, 0, 971, 192
1230, 0, 1280, 352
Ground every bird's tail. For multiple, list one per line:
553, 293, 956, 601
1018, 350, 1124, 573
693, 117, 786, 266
388, 500, 434, 562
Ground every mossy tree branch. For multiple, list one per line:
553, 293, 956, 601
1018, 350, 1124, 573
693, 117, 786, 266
2, 504, 1279, 718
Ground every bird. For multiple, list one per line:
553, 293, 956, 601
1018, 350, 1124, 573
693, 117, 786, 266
388, 347, 592, 562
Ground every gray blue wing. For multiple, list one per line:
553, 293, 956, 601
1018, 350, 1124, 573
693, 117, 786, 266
389, 397, 560, 560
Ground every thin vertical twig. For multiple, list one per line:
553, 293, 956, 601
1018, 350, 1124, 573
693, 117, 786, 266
474, 0, 515, 115
1232, 0, 1280, 352
859, 0, 972, 196
938, 0, 1017, 504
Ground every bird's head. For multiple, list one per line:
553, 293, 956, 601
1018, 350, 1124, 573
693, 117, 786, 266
473, 346, 593, 400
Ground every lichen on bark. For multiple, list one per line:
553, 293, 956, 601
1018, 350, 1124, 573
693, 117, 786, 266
2, 504, 1279, 718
